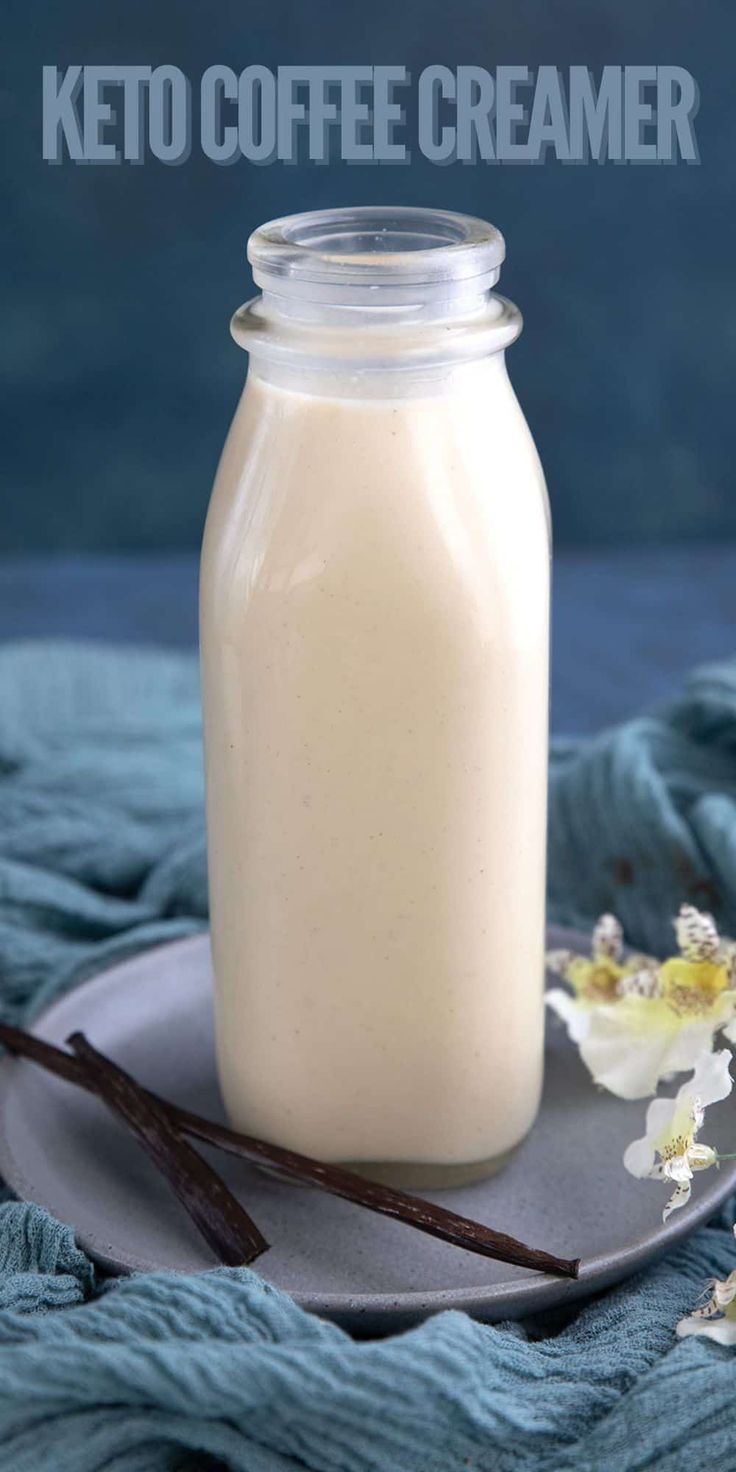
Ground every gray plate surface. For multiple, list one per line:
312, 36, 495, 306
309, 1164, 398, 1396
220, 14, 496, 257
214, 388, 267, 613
0, 929, 733, 1335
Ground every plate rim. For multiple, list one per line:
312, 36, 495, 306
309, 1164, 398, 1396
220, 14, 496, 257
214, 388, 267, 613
1, 930, 734, 1325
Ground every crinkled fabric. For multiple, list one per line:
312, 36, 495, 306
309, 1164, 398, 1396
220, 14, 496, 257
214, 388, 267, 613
1, 641, 736, 1472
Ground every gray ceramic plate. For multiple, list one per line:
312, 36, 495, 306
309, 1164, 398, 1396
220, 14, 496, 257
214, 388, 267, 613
0, 928, 734, 1336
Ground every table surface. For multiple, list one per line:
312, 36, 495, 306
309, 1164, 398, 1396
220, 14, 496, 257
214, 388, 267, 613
0, 548, 733, 735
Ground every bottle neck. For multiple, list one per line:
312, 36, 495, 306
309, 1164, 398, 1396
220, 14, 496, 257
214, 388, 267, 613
257, 277, 495, 325
237, 206, 518, 380
231, 289, 522, 379
246, 347, 513, 402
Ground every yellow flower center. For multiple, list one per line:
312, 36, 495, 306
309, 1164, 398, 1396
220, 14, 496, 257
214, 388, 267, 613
655, 1104, 694, 1162
567, 957, 624, 1002
659, 1134, 691, 1163
659, 958, 728, 1016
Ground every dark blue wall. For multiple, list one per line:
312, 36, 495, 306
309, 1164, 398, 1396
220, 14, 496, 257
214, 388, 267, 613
3, 0, 734, 550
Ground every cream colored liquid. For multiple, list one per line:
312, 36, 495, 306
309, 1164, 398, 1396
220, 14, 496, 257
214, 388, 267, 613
200, 356, 550, 1172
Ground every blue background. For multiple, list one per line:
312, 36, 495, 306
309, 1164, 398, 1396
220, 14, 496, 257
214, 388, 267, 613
2, 0, 734, 551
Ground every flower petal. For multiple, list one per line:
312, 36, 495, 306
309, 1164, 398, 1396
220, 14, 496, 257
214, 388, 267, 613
545, 949, 574, 981
664, 1154, 693, 1184
624, 1094, 681, 1178
625, 952, 660, 972
714, 1273, 736, 1310
648, 994, 736, 1079
686, 1048, 733, 1111
623, 1134, 656, 1179
616, 967, 661, 1000
545, 988, 591, 1044
663, 1179, 692, 1219
593, 914, 623, 962
675, 904, 720, 962
576, 1002, 690, 1099
677, 1313, 736, 1345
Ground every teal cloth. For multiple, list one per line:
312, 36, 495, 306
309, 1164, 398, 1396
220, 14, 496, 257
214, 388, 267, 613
2, 641, 736, 1471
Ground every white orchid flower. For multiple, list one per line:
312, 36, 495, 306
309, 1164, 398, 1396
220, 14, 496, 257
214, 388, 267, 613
677, 1227, 736, 1345
623, 1049, 732, 1219
547, 906, 736, 1099
546, 912, 658, 1005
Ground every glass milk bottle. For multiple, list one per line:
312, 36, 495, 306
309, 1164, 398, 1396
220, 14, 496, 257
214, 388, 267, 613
200, 207, 550, 1186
